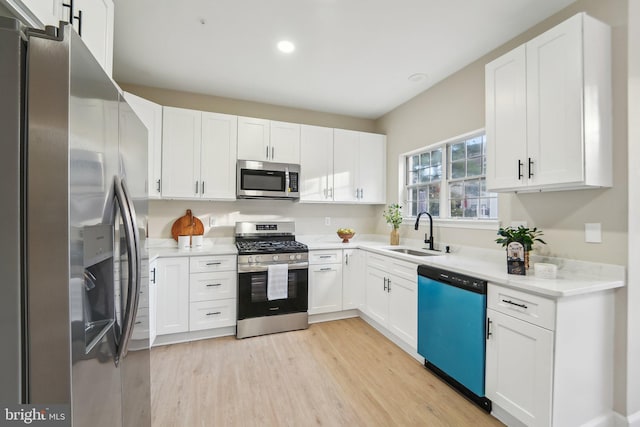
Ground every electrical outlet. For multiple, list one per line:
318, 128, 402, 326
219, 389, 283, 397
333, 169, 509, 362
585, 223, 602, 243
325, 217, 331, 226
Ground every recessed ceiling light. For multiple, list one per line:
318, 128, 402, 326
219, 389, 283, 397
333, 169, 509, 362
277, 40, 296, 54
408, 73, 428, 83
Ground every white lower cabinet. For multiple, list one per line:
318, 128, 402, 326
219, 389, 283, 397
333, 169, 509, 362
155, 254, 237, 338
189, 255, 237, 331
342, 249, 364, 310
486, 283, 615, 427
364, 253, 417, 348
156, 257, 189, 335
486, 308, 554, 427
309, 250, 343, 315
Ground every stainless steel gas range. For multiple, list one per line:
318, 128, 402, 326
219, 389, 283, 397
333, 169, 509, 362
235, 221, 309, 338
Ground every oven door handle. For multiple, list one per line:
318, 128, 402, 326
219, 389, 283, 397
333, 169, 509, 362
238, 262, 308, 273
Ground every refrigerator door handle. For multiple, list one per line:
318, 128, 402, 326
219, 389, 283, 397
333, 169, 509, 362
113, 177, 140, 365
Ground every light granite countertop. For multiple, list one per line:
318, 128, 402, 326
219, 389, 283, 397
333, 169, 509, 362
147, 234, 625, 298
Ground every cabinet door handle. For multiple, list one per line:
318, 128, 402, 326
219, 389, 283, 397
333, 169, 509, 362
151, 268, 156, 284
202, 181, 205, 194
206, 262, 222, 266
266, 146, 269, 159
387, 278, 391, 292
206, 283, 222, 287
383, 277, 388, 291
272, 146, 275, 159
486, 317, 492, 340
528, 157, 534, 178
502, 299, 528, 309
345, 254, 349, 265
75, 9, 82, 37
518, 160, 523, 180
195, 181, 199, 194
156, 179, 161, 193
206, 311, 221, 316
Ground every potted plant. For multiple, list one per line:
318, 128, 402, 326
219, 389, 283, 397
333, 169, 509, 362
496, 226, 546, 273
383, 203, 403, 245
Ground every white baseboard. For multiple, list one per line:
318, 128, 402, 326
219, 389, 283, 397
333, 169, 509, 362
153, 326, 236, 347
614, 409, 640, 427
309, 309, 359, 324
491, 404, 527, 427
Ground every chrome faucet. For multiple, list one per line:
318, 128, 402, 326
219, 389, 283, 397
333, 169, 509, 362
415, 211, 435, 251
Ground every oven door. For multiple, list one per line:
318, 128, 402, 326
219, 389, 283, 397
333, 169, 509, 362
237, 264, 308, 319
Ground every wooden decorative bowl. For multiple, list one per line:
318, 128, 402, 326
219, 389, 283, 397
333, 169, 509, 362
337, 232, 355, 243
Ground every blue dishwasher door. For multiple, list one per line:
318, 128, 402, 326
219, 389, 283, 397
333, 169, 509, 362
417, 274, 486, 397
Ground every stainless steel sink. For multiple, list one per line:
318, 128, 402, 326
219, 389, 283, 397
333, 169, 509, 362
386, 248, 441, 257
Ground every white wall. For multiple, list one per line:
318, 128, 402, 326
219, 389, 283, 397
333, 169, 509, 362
625, 0, 640, 423
148, 200, 379, 239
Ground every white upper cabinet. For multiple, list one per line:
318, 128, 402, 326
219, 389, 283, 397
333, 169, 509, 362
124, 92, 163, 199
333, 129, 386, 204
162, 106, 237, 200
200, 112, 237, 200
73, 0, 114, 76
237, 116, 270, 161
300, 124, 334, 202
486, 13, 612, 192
19, 0, 62, 27
237, 117, 300, 163
270, 120, 300, 163
161, 107, 201, 199
15, 0, 114, 75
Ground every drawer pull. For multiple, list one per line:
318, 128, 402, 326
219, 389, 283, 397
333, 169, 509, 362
502, 299, 528, 309
206, 311, 221, 316
206, 262, 222, 266
319, 267, 333, 272
206, 283, 222, 287
318, 255, 332, 259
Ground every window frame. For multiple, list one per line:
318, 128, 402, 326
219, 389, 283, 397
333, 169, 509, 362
399, 129, 499, 229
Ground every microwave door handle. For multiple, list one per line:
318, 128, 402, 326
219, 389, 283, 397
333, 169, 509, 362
113, 177, 140, 365
285, 170, 290, 194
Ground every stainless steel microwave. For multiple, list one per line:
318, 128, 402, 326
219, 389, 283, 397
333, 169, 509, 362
236, 160, 300, 200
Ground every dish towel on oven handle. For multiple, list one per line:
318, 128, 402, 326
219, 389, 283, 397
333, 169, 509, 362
267, 264, 289, 300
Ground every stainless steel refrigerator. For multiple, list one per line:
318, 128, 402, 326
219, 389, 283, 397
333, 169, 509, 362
0, 16, 150, 427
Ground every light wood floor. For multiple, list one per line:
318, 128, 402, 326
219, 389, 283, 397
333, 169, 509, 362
150, 318, 505, 427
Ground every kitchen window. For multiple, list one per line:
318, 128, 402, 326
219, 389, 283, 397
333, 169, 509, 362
404, 130, 498, 221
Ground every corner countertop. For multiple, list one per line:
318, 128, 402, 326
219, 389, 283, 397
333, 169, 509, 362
298, 234, 625, 299
147, 235, 625, 299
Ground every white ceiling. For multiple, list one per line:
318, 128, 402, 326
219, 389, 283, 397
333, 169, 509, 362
113, 0, 576, 119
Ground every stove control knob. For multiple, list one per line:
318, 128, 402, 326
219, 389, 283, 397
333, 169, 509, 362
247, 256, 254, 263
289, 254, 295, 260
295, 254, 302, 260
255, 256, 261, 263
273, 255, 279, 261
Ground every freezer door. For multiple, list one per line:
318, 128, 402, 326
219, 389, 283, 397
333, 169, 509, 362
0, 16, 26, 404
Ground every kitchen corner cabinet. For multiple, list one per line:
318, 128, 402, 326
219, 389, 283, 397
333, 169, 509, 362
342, 249, 364, 310
123, 92, 163, 199
485, 13, 611, 192
364, 253, 417, 348
486, 284, 615, 427
300, 124, 334, 201
308, 250, 343, 315
156, 257, 189, 336
333, 129, 386, 204
237, 117, 300, 164
161, 106, 237, 200
11, 0, 114, 75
